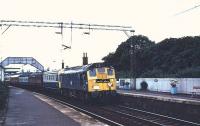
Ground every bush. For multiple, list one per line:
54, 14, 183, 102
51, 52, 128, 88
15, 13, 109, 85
140, 81, 148, 90
175, 67, 200, 78
103, 35, 200, 78
0, 81, 9, 110
116, 71, 131, 78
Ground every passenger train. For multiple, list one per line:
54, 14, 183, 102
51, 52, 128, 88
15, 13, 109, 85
8, 63, 117, 101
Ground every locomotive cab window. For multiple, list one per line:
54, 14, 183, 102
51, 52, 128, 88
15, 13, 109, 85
89, 69, 96, 77
107, 69, 113, 75
97, 68, 105, 73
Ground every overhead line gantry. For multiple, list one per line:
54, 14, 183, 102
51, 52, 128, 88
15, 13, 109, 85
0, 20, 134, 32
0, 20, 134, 48
0, 20, 135, 70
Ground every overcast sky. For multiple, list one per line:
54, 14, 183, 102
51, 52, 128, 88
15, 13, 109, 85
0, 0, 200, 71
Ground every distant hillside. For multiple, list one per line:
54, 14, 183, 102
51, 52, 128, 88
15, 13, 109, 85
102, 35, 200, 78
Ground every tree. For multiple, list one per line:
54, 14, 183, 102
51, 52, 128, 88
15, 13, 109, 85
103, 35, 200, 78
102, 35, 155, 72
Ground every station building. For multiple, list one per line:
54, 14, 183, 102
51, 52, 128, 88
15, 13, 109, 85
0, 65, 4, 82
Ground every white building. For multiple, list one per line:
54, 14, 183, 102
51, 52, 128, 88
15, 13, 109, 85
118, 78, 200, 94
136, 78, 200, 94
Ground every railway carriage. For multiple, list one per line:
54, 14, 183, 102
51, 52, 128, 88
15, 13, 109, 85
28, 72, 43, 88
18, 74, 29, 86
9, 75, 20, 86
59, 63, 117, 100
43, 71, 60, 91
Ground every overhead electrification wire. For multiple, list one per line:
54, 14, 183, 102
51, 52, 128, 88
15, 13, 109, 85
0, 20, 131, 28
174, 3, 200, 16
0, 20, 66, 25
0, 20, 133, 31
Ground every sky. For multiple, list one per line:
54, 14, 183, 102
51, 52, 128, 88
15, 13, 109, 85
0, 0, 200, 71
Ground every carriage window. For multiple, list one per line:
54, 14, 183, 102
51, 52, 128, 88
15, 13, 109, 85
89, 69, 96, 77
107, 69, 113, 75
97, 68, 105, 73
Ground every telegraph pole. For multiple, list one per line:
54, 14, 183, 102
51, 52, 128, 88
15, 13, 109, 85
123, 30, 136, 89
130, 40, 134, 88
133, 44, 139, 90
130, 36, 138, 90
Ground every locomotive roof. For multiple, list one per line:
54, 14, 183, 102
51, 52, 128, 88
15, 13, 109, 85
62, 64, 92, 74
62, 63, 113, 74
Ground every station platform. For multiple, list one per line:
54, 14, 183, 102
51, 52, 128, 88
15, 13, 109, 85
117, 89, 200, 106
4, 86, 105, 126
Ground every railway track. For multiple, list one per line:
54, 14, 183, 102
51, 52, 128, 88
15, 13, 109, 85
33, 92, 123, 126
101, 105, 200, 126
118, 105, 200, 126
33, 91, 200, 126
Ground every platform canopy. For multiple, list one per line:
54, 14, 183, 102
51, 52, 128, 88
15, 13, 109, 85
0, 57, 44, 71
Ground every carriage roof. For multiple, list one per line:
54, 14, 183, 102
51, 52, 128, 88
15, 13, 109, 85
19, 73, 31, 77
43, 71, 58, 75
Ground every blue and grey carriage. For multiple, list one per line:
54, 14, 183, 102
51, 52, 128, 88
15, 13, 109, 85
43, 71, 60, 92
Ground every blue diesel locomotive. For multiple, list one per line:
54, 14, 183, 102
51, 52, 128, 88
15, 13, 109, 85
59, 63, 117, 100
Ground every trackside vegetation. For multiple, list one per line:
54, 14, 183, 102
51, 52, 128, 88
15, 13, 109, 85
0, 81, 8, 124
103, 35, 200, 78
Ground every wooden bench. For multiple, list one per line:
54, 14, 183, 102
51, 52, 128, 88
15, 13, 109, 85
191, 86, 200, 97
